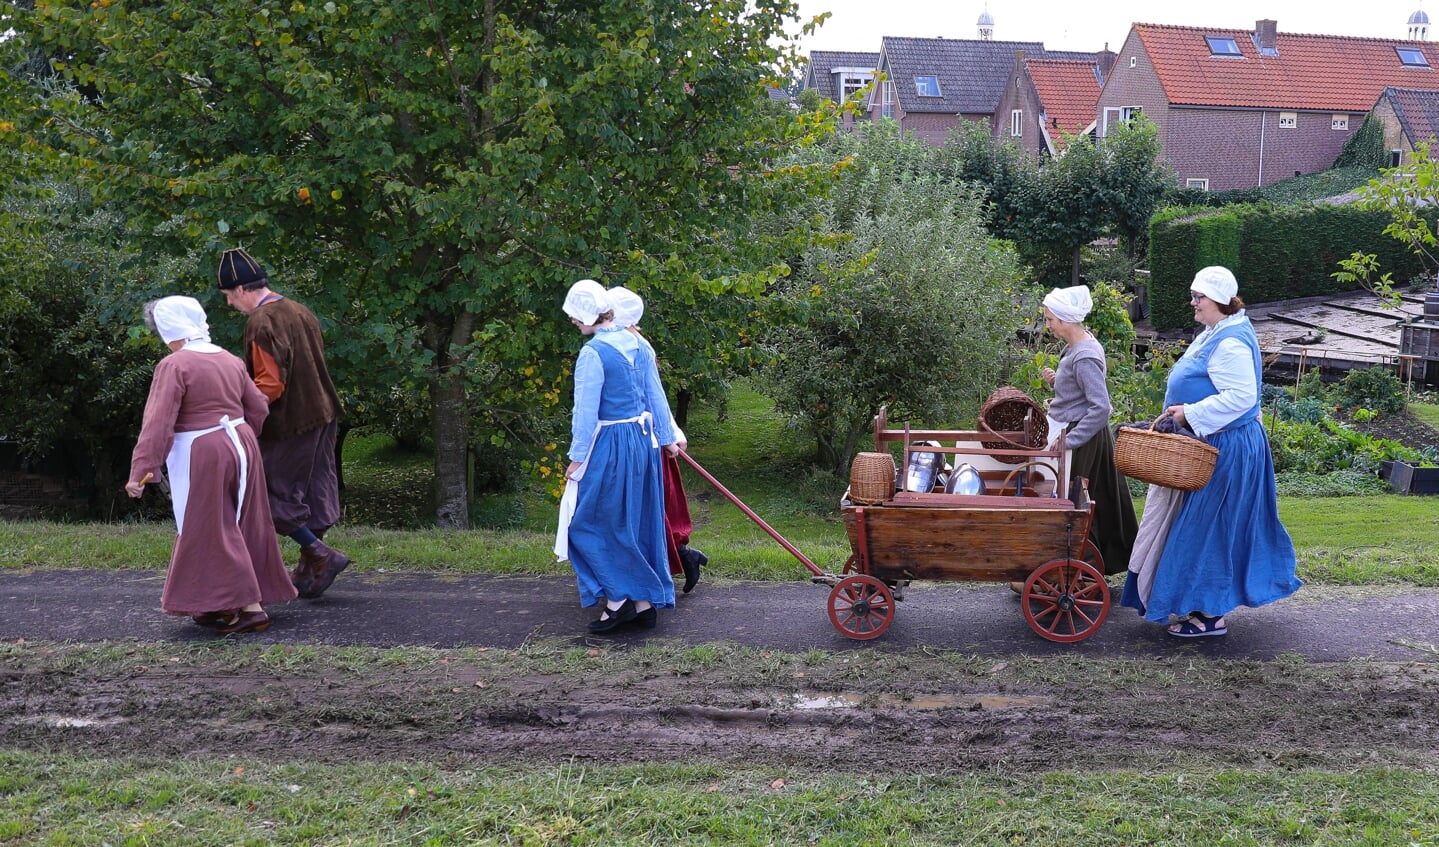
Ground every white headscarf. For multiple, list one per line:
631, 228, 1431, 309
1042, 285, 1093, 323
562, 278, 612, 325
1191, 266, 1238, 304
608, 286, 644, 329
151, 296, 212, 344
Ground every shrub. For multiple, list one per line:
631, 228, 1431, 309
1331, 367, 1407, 415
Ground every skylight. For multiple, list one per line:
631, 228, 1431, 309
1205, 36, 1242, 57
1396, 46, 1430, 67
915, 75, 941, 97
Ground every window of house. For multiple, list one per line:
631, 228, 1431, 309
880, 81, 894, 118
1332, 114, 1349, 130
1390, 149, 1403, 168
840, 74, 869, 102
1279, 112, 1297, 128
1130, 56, 1138, 67
914, 75, 940, 97
1122, 106, 1143, 124
1011, 109, 1023, 136
1396, 46, 1430, 67
1205, 36, 1242, 56
1186, 178, 1210, 191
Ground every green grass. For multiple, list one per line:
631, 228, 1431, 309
0, 752, 1434, 845
1411, 401, 1439, 433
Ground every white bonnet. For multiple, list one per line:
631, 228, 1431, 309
151, 296, 212, 344
1042, 285, 1093, 323
1191, 266, 1238, 304
562, 278, 612, 325
608, 286, 644, 329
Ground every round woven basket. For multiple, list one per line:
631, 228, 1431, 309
1113, 421, 1219, 491
978, 386, 1048, 464
849, 452, 896, 504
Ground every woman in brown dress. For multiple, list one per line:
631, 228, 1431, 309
125, 296, 296, 633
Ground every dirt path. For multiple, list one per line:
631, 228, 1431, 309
3, 572, 1438, 773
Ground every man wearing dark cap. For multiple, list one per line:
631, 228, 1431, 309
217, 247, 350, 598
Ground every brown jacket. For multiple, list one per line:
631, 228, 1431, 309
241, 297, 340, 439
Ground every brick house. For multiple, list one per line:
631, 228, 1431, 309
863, 36, 1092, 146
993, 49, 1116, 157
1097, 20, 1439, 190
1373, 86, 1439, 167
799, 50, 879, 129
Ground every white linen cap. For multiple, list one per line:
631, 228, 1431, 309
562, 278, 612, 325
608, 286, 644, 328
151, 296, 212, 344
1042, 285, 1093, 323
1191, 266, 1238, 304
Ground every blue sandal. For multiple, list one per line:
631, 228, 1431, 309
1168, 613, 1227, 638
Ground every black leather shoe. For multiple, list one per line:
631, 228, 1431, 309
679, 546, 706, 594
634, 606, 658, 629
588, 599, 638, 633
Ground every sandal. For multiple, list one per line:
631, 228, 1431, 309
1168, 613, 1227, 638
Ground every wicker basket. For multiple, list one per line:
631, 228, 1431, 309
849, 451, 896, 504
978, 386, 1048, 464
1114, 421, 1219, 491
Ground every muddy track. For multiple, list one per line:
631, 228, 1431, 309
5, 652, 1438, 773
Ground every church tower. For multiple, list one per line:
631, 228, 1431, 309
977, 5, 994, 41
1409, 4, 1429, 40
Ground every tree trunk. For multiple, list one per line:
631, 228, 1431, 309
431, 368, 469, 529
1070, 247, 1083, 286
676, 388, 691, 429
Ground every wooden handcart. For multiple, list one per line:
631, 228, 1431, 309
831, 407, 1109, 643
677, 406, 1110, 645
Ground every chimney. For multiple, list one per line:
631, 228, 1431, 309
1096, 44, 1117, 82
1256, 19, 1277, 51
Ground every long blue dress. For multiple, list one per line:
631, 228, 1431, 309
1121, 315, 1301, 622
566, 328, 677, 610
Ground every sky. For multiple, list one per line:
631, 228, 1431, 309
791, 0, 1433, 55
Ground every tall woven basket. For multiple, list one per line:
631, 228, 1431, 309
848, 452, 896, 504
978, 387, 1048, 464
1114, 420, 1219, 491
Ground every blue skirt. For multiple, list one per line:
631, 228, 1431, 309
1121, 417, 1300, 622
567, 422, 675, 609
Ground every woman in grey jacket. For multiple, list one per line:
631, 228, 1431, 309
1039, 285, 1137, 575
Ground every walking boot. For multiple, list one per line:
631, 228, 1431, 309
678, 545, 706, 594
297, 540, 351, 599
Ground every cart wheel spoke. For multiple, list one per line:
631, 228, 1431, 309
1021, 558, 1110, 643
827, 576, 895, 641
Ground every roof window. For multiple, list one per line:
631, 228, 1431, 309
915, 75, 941, 97
1396, 46, 1430, 67
1205, 36, 1242, 57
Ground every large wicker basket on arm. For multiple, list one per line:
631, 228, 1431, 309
977, 387, 1048, 465
1114, 417, 1219, 491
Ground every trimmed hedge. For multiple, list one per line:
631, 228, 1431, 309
1147, 202, 1433, 330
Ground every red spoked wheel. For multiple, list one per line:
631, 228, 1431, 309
1022, 557, 1110, 643
827, 575, 895, 640
841, 553, 862, 575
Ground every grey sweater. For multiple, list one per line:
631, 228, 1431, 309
1047, 337, 1110, 449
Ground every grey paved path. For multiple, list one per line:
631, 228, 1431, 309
2, 570, 1437, 661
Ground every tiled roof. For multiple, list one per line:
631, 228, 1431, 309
1136, 22, 1439, 112
803, 51, 879, 101
879, 36, 1049, 114
1384, 86, 1439, 146
1027, 59, 1101, 148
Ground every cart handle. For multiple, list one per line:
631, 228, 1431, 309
676, 450, 827, 577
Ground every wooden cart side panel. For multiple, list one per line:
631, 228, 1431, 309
842, 504, 1093, 583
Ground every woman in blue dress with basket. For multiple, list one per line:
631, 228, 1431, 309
1119, 266, 1301, 637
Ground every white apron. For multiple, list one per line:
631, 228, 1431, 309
553, 411, 656, 561
166, 415, 248, 535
